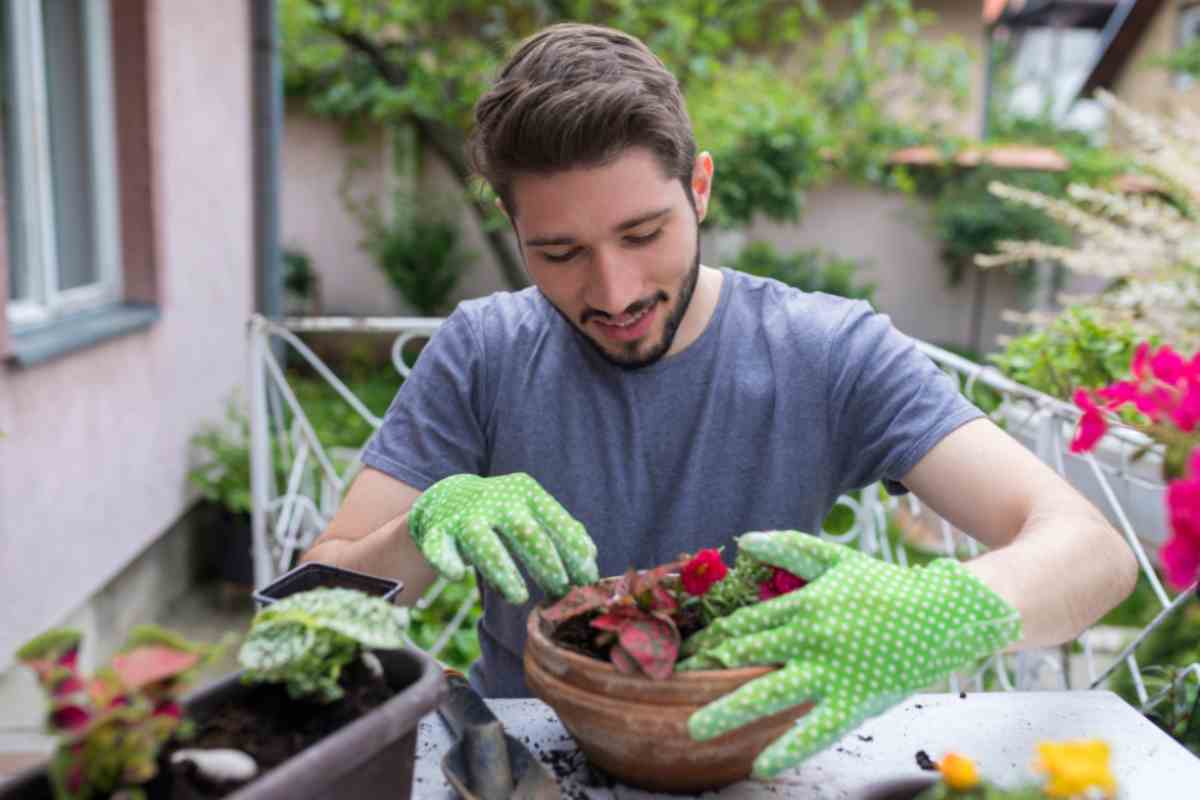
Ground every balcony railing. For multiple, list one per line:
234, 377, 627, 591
248, 313, 1198, 715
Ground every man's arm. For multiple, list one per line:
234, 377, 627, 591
301, 467, 440, 605
901, 417, 1140, 649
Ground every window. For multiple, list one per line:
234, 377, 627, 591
3, 0, 121, 332
1176, 3, 1200, 91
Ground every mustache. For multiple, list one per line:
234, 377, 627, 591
580, 291, 668, 325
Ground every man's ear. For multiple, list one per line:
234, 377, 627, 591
691, 151, 714, 223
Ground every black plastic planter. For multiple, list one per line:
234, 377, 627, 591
252, 561, 403, 608
0, 647, 446, 800
855, 776, 940, 800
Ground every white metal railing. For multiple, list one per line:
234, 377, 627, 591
247, 314, 1199, 715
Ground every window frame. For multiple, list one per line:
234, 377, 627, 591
4, 0, 123, 332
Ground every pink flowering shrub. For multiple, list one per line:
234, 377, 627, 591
1071, 342, 1200, 588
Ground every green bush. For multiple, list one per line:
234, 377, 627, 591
732, 241, 876, 304
405, 572, 482, 672
930, 167, 1071, 288
364, 201, 470, 316
989, 308, 1151, 401
188, 395, 256, 516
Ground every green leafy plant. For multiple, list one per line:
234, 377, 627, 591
931, 167, 1072, 289
238, 588, 409, 702
989, 307, 1151, 400
697, 549, 773, 624
281, 247, 318, 307
361, 200, 470, 316
188, 395, 254, 516
732, 241, 877, 303
405, 572, 482, 672
17, 626, 221, 800
1110, 596, 1200, 757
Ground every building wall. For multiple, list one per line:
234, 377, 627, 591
280, 111, 511, 318
0, 0, 254, 668
742, 181, 1024, 352
1112, 0, 1200, 118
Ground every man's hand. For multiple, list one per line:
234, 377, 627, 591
408, 473, 599, 604
678, 531, 1021, 779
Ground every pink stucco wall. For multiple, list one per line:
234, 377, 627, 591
0, 0, 253, 665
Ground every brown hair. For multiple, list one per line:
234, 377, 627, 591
467, 23, 696, 215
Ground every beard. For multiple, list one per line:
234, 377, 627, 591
571, 242, 702, 371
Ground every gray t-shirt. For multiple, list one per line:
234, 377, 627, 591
362, 268, 982, 697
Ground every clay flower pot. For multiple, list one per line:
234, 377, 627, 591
524, 599, 812, 794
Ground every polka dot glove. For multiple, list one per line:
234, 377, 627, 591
408, 473, 599, 604
679, 531, 1021, 780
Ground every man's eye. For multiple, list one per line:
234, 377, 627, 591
625, 229, 662, 246
542, 249, 580, 263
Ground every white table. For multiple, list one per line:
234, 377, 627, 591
413, 690, 1200, 799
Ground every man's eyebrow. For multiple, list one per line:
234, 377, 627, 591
524, 207, 673, 248
614, 207, 672, 232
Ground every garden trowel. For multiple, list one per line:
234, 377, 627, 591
438, 670, 561, 800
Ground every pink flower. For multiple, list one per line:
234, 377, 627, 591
1150, 346, 1186, 384
1132, 342, 1151, 380
758, 567, 807, 600
1161, 533, 1200, 591
1162, 450, 1200, 590
681, 549, 728, 596
1071, 389, 1108, 454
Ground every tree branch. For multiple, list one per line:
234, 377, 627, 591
413, 118, 528, 290
306, 0, 527, 289
306, 0, 409, 87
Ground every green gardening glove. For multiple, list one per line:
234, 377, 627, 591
408, 473, 599, 605
679, 531, 1022, 780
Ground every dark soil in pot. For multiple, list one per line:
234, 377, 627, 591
163, 659, 391, 798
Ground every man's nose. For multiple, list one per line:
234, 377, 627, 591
585, 246, 642, 315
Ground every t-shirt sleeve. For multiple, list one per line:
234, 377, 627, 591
827, 300, 984, 496
360, 308, 489, 490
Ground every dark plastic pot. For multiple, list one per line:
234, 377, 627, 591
0, 647, 446, 800
199, 506, 254, 588
252, 561, 403, 608
855, 776, 940, 800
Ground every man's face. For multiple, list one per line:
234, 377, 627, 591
508, 147, 712, 369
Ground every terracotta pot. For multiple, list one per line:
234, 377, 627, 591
524, 599, 812, 794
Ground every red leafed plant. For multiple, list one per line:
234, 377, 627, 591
542, 548, 806, 680
543, 557, 690, 680
17, 625, 223, 800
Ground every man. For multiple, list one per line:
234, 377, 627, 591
302, 23, 1137, 778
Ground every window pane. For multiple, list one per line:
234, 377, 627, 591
42, 0, 97, 293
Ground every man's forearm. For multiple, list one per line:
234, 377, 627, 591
963, 505, 1139, 649
302, 512, 440, 604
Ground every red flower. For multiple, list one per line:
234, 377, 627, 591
50, 705, 92, 733
758, 567, 807, 600
681, 549, 728, 596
